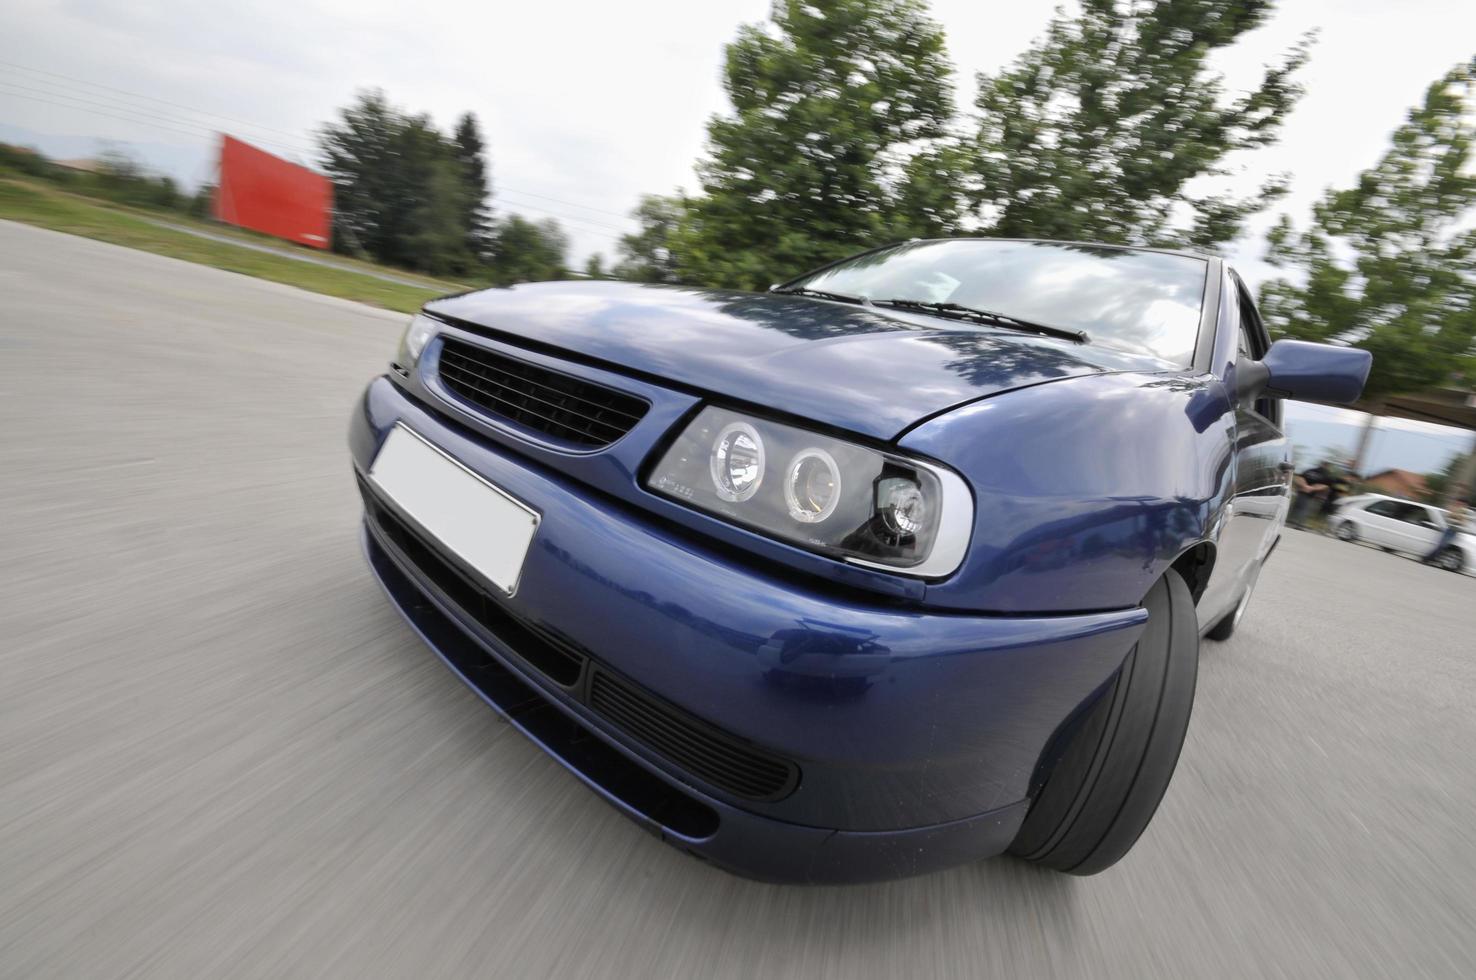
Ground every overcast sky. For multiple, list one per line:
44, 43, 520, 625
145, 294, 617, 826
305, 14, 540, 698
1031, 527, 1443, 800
3, 0, 1473, 468
4, 0, 1474, 276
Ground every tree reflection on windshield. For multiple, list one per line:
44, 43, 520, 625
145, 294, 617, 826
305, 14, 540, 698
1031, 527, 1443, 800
786, 240, 1207, 365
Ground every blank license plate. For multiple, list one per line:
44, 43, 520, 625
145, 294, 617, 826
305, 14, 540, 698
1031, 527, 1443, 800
368, 425, 540, 595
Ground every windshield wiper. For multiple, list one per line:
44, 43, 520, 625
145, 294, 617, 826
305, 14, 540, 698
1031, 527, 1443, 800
770, 286, 869, 305
874, 299, 1088, 343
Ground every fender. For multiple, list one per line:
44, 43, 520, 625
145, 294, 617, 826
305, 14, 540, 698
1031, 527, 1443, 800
902, 370, 1236, 614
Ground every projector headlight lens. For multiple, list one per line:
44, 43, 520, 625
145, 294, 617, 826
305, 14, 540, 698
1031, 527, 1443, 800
877, 476, 927, 536
647, 406, 971, 576
784, 449, 841, 523
710, 422, 765, 502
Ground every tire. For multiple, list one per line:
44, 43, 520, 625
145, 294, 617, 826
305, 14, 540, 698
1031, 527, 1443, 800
1009, 570, 1199, 875
1336, 522, 1358, 542
1205, 584, 1251, 641
1205, 560, 1260, 642
1437, 547, 1465, 573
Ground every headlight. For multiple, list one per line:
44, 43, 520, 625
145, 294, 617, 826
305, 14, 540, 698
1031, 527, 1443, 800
784, 448, 841, 523
647, 406, 972, 576
710, 421, 764, 502
395, 313, 438, 368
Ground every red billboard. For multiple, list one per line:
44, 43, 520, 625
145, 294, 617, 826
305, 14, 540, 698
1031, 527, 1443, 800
214, 135, 332, 249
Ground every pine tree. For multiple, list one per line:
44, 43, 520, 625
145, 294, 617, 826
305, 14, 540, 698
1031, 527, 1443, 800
319, 92, 484, 276
318, 90, 399, 260
452, 113, 495, 259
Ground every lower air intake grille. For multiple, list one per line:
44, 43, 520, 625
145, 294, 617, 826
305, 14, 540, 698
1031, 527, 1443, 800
437, 338, 648, 448
358, 477, 586, 686
589, 670, 799, 802
359, 473, 799, 804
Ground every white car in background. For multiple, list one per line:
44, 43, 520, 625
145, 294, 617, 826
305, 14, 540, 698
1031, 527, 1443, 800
1328, 494, 1472, 572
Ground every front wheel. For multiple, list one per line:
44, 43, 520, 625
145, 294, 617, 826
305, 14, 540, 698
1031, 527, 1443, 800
1436, 546, 1465, 573
1336, 522, 1358, 542
1009, 570, 1199, 875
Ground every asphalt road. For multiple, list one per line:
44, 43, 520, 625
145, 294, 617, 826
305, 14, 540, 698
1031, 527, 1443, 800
3, 219, 1474, 979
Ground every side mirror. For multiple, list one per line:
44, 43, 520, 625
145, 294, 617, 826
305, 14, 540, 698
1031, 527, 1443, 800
1235, 340, 1372, 405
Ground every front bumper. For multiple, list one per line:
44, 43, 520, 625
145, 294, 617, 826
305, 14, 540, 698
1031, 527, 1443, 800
351, 376, 1148, 882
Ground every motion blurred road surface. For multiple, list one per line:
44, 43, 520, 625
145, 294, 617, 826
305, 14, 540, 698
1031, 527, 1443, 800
3, 220, 1474, 979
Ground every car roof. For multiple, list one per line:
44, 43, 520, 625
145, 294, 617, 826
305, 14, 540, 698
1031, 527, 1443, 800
1351, 493, 1434, 510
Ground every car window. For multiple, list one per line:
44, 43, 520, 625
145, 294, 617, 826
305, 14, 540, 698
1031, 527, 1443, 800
1389, 503, 1428, 524
1236, 304, 1256, 360
785, 240, 1208, 366
1221, 281, 1244, 357
1229, 273, 1279, 423
1365, 500, 1404, 518
1228, 275, 1276, 417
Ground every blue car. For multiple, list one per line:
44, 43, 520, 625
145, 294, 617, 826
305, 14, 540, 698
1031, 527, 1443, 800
349, 239, 1370, 881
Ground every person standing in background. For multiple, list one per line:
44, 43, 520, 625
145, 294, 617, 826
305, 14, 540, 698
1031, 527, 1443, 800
1320, 473, 1352, 524
1289, 463, 1334, 529
1422, 495, 1469, 564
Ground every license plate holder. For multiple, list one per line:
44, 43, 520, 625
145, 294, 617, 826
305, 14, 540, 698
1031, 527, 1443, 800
367, 424, 539, 596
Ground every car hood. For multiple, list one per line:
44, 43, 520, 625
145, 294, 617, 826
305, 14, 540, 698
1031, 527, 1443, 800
426, 281, 1168, 441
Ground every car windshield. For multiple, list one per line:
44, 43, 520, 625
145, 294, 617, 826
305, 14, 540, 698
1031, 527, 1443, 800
785, 240, 1209, 366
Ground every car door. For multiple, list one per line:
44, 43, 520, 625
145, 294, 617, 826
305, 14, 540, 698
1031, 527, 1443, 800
1363, 501, 1436, 554
1202, 271, 1289, 621
1396, 503, 1444, 555
1356, 499, 1406, 547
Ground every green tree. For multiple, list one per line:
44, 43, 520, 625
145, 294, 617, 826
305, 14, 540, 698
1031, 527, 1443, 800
452, 113, 495, 259
614, 194, 688, 283
970, 0, 1311, 249
319, 91, 402, 261
407, 157, 475, 276
319, 91, 486, 275
675, 0, 961, 289
583, 253, 608, 279
0, 142, 59, 179
188, 183, 216, 220
889, 144, 972, 241
382, 113, 464, 272
491, 214, 569, 284
1425, 452, 1473, 503
1260, 59, 1476, 401
92, 144, 181, 210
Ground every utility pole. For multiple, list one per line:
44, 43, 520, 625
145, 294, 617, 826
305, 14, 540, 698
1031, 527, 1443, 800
1349, 412, 1379, 477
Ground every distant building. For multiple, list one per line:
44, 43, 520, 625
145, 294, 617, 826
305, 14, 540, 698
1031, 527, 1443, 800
53, 157, 105, 174
1362, 468, 1430, 500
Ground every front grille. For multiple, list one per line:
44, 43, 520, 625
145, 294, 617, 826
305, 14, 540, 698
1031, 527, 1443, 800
437, 339, 648, 448
589, 671, 798, 802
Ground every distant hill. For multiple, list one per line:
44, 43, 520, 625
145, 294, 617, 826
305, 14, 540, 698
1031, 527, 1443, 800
0, 122, 213, 190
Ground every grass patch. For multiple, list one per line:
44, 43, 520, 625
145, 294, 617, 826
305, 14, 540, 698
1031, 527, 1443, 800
0, 176, 465, 313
